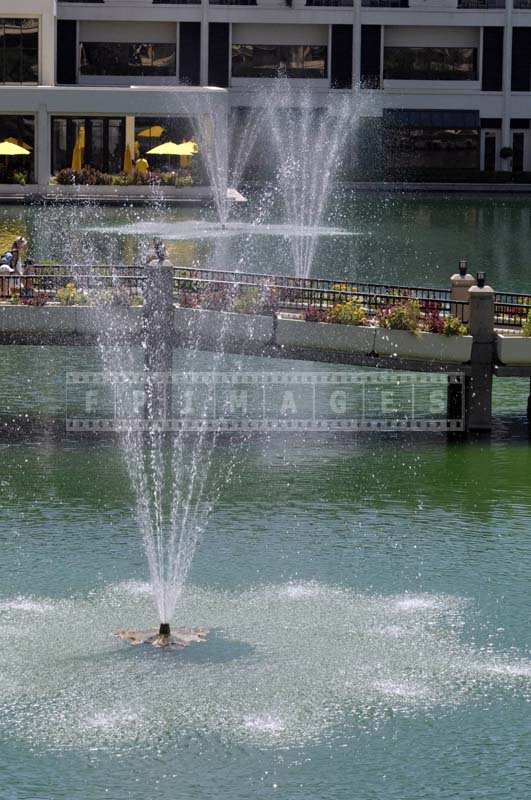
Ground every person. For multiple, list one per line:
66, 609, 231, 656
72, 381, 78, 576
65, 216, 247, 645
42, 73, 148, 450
1, 237, 26, 272
135, 156, 149, 177
0, 237, 28, 297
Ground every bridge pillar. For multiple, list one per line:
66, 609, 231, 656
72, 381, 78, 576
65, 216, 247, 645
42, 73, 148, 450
466, 275, 495, 432
143, 243, 174, 428
450, 258, 475, 324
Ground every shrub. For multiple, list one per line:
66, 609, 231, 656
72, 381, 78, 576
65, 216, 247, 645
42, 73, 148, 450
12, 171, 27, 186
178, 289, 199, 308
522, 310, 531, 337
57, 282, 87, 305
423, 309, 445, 334
305, 305, 328, 322
442, 316, 468, 337
328, 300, 367, 326
378, 300, 421, 333
233, 286, 261, 314
22, 292, 50, 307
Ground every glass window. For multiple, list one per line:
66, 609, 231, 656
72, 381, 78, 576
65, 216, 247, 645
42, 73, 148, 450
0, 114, 35, 183
384, 47, 478, 81
80, 42, 176, 77
51, 117, 125, 174
0, 18, 39, 83
232, 44, 327, 79
385, 127, 480, 176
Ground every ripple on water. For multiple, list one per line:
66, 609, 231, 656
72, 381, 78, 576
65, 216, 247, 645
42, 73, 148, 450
0, 583, 529, 751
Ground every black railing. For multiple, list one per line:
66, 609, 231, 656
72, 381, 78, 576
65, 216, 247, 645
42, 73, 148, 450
7, 263, 531, 330
1, 270, 468, 326
494, 292, 531, 329
26, 263, 452, 301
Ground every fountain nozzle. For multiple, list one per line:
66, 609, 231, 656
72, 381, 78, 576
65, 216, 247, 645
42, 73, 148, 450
159, 622, 171, 637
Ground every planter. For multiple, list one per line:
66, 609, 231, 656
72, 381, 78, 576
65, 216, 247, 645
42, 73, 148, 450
275, 317, 377, 354
0, 305, 78, 335
75, 305, 142, 338
496, 333, 531, 365
374, 329, 473, 363
175, 307, 274, 348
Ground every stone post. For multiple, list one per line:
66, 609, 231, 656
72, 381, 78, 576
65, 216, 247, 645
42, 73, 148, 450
447, 260, 475, 429
466, 273, 495, 432
450, 258, 475, 324
143, 243, 174, 428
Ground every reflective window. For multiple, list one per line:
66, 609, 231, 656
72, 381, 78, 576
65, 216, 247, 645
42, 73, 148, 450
384, 47, 478, 81
0, 114, 35, 183
232, 44, 327, 79
80, 43, 176, 77
51, 117, 125, 174
0, 18, 38, 83
385, 127, 480, 176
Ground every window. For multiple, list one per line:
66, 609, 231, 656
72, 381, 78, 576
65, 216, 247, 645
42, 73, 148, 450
385, 127, 480, 177
80, 43, 176, 77
232, 44, 327, 79
0, 115, 35, 183
384, 47, 478, 81
0, 18, 38, 83
51, 117, 125, 174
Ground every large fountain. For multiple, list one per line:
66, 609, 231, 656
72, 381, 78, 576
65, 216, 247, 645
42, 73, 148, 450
87, 87, 372, 643
88, 84, 366, 278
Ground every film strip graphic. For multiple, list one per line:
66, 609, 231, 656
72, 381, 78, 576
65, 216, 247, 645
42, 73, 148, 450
66, 370, 465, 433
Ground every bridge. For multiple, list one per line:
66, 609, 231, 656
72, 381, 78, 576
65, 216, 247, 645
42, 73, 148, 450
0, 260, 530, 433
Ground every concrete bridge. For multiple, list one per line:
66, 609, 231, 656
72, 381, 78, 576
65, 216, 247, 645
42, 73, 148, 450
1, 260, 530, 433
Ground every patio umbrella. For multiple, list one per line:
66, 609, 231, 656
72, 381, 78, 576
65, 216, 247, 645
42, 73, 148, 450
123, 143, 133, 175
5, 137, 32, 152
0, 141, 31, 156
137, 125, 165, 139
0, 141, 30, 180
146, 141, 198, 156
71, 126, 85, 172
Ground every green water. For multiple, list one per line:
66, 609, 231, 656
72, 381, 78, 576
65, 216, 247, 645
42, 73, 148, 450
0, 195, 530, 800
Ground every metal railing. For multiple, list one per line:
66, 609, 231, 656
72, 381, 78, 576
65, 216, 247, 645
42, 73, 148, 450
6, 263, 530, 330
494, 291, 531, 329
0, 269, 468, 326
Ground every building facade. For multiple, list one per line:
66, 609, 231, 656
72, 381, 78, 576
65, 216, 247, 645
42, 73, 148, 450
1, 0, 531, 186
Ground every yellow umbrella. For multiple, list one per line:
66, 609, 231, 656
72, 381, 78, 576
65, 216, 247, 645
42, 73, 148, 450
146, 141, 198, 156
123, 143, 133, 175
71, 126, 85, 171
0, 141, 31, 156
137, 125, 165, 139
5, 137, 32, 152
71, 143, 82, 172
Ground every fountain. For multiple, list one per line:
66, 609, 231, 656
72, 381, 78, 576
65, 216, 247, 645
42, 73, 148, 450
85, 88, 362, 265
86, 89, 371, 641
97, 241, 237, 647
265, 81, 367, 278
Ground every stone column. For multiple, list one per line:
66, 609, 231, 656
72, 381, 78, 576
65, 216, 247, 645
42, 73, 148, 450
466, 275, 495, 432
37, 103, 50, 189
450, 259, 475, 324
143, 245, 174, 428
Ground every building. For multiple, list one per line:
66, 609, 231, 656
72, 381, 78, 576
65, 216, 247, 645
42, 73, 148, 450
1, 0, 531, 188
